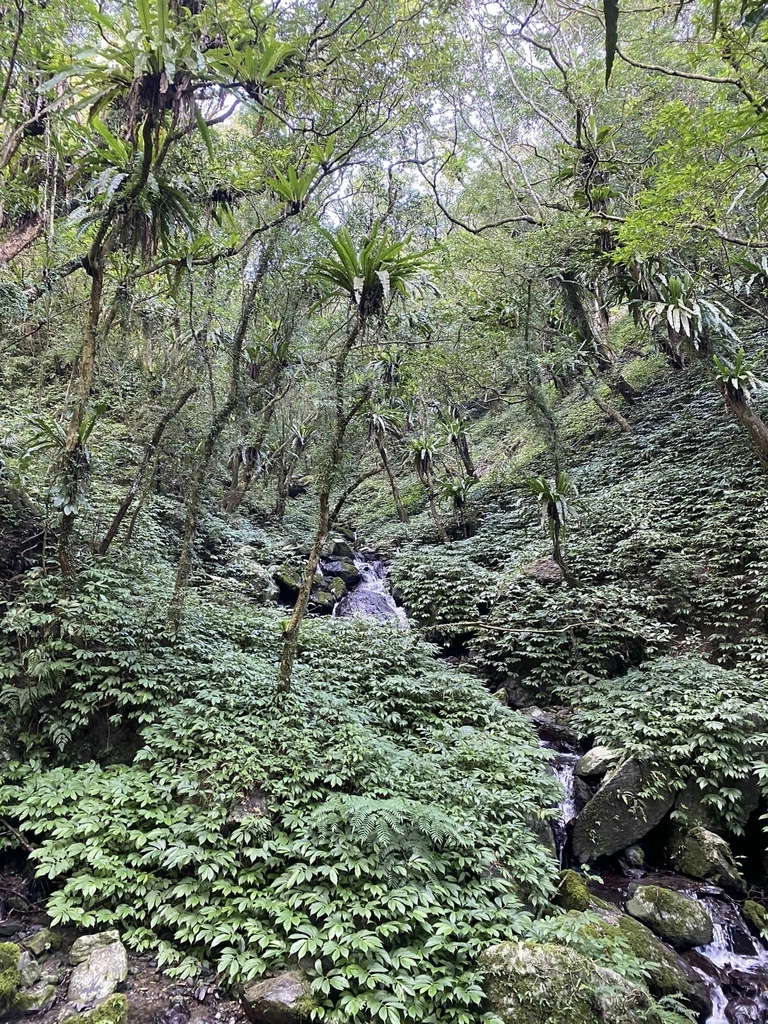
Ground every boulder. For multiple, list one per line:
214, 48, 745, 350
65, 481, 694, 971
572, 758, 675, 862
623, 846, 645, 869
17, 951, 40, 988
521, 556, 564, 584
63, 993, 128, 1024
0, 941, 56, 1015
481, 940, 660, 1024
625, 884, 713, 949
670, 826, 746, 895
19, 981, 56, 1013
68, 937, 128, 1007
328, 538, 355, 559
241, 971, 314, 1024
575, 747, 622, 779
275, 565, 302, 600
525, 707, 580, 746
24, 927, 62, 957
70, 931, 122, 966
742, 900, 768, 938
309, 588, 336, 613
226, 788, 270, 834
321, 558, 361, 587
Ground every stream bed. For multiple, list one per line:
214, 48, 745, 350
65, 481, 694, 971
548, 749, 768, 1024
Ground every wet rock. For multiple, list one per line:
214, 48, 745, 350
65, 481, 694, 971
575, 746, 622, 779
154, 998, 191, 1024
328, 538, 355, 559
525, 707, 580, 746
68, 936, 128, 1006
670, 825, 746, 895
521, 556, 563, 584
481, 939, 660, 1024
321, 558, 361, 587
24, 927, 62, 957
63, 993, 128, 1024
625, 884, 713, 949
572, 758, 675, 862
241, 971, 315, 1024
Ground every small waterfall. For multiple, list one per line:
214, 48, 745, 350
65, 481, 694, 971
334, 557, 408, 627
544, 745, 579, 866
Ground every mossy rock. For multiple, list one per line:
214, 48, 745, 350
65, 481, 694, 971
743, 900, 768, 939
0, 942, 23, 1013
481, 939, 660, 1024
63, 993, 128, 1024
556, 870, 592, 912
625, 884, 713, 949
670, 825, 746, 895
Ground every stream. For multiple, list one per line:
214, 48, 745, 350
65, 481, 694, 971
332, 556, 408, 627
549, 751, 768, 1024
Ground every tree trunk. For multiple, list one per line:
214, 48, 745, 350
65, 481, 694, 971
453, 433, 477, 478
719, 383, 768, 468
427, 475, 449, 543
97, 386, 196, 555
58, 262, 104, 574
561, 277, 614, 371
577, 377, 633, 433
375, 435, 407, 523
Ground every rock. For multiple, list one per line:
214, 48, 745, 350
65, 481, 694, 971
226, 788, 269, 834
481, 939, 660, 1024
241, 971, 315, 1024
321, 558, 361, 587
742, 900, 768, 938
625, 884, 713, 949
70, 931, 121, 966
63, 993, 128, 1024
24, 927, 62, 957
521, 556, 564, 584
20, 981, 56, 1013
490, 688, 508, 705
670, 825, 746, 895
309, 588, 336, 612
275, 565, 302, 600
68, 938, 128, 1006
17, 951, 40, 988
153, 999, 190, 1024
575, 747, 622, 779
328, 538, 355, 559
524, 707, 580, 746
597, 911, 711, 1015
572, 758, 675, 862
556, 869, 591, 912
1, 941, 23, 1012
624, 846, 645, 868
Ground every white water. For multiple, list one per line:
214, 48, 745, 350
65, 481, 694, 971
548, 752, 768, 1024
334, 557, 408, 627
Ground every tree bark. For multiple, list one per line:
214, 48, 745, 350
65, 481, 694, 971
718, 383, 768, 468
375, 435, 407, 523
577, 377, 633, 433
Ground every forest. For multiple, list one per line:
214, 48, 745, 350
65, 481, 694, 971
1, 0, 768, 1022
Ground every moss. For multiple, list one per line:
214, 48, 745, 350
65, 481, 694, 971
557, 869, 591, 912
63, 993, 128, 1024
0, 942, 22, 1011
481, 941, 597, 1024
743, 900, 768, 938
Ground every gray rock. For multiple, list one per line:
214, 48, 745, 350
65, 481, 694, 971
481, 940, 660, 1024
241, 971, 314, 1024
69, 931, 121, 966
625, 884, 713, 949
572, 757, 675, 862
521, 556, 564, 584
525, 707, 580, 746
24, 927, 62, 957
675, 774, 760, 834
575, 746, 622, 779
624, 845, 645, 868
20, 981, 56, 1013
17, 950, 41, 987
670, 826, 746, 895
227, 788, 269, 832
328, 539, 355, 559
321, 558, 361, 587
68, 940, 128, 1006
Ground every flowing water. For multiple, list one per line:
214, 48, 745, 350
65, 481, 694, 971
549, 752, 768, 1023
333, 556, 408, 627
